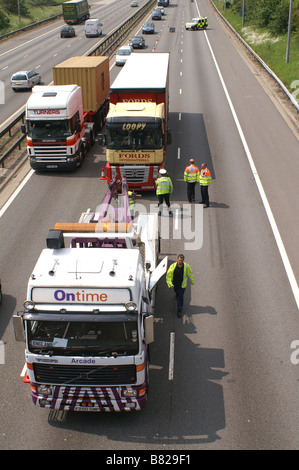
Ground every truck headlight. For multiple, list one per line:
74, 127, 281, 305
37, 385, 52, 395
125, 302, 137, 311
122, 389, 137, 397
23, 300, 35, 310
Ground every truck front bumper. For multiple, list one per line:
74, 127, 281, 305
29, 156, 79, 171
30, 383, 147, 411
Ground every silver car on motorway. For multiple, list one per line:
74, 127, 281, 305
10, 70, 41, 91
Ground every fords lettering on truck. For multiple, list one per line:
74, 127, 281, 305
122, 98, 153, 102
31, 287, 131, 304
119, 153, 151, 161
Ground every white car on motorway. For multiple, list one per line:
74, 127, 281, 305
115, 45, 133, 66
10, 70, 41, 91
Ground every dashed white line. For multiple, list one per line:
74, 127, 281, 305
197, 3, 299, 309
168, 332, 175, 380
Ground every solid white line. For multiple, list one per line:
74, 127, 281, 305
0, 170, 34, 218
177, 147, 181, 159
0, 26, 62, 58
168, 332, 175, 380
201, 21, 299, 310
20, 363, 27, 377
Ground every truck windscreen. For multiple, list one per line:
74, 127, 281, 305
106, 122, 163, 150
27, 320, 139, 356
27, 120, 72, 139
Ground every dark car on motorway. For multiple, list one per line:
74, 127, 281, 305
60, 25, 76, 37
152, 9, 162, 20
129, 35, 145, 49
156, 6, 165, 15
10, 70, 41, 91
142, 21, 155, 34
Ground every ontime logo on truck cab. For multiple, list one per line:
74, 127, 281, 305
31, 287, 131, 304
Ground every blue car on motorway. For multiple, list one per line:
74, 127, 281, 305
142, 21, 155, 34
152, 9, 162, 20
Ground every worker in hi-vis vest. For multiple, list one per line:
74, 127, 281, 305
166, 254, 194, 317
184, 157, 200, 203
155, 168, 173, 215
199, 162, 212, 208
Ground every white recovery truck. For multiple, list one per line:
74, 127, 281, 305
13, 177, 167, 412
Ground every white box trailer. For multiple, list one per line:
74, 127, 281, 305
103, 53, 171, 190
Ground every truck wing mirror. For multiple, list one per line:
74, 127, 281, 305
167, 129, 171, 145
144, 315, 154, 344
21, 124, 26, 134
13, 314, 25, 342
97, 133, 106, 146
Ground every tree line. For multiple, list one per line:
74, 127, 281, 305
0, 0, 63, 30
229, 0, 299, 35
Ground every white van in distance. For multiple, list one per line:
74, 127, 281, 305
85, 19, 103, 37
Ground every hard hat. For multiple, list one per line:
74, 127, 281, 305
189, 158, 194, 163
159, 168, 167, 174
128, 191, 133, 196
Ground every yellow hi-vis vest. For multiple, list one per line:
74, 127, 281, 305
166, 262, 194, 288
128, 191, 135, 210
199, 168, 211, 186
184, 164, 200, 183
155, 176, 173, 195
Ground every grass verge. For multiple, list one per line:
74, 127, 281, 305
0, 1, 63, 35
213, 1, 299, 97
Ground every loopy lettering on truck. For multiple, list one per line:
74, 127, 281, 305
122, 123, 146, 130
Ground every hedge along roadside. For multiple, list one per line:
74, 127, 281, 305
209, 0, 299, 112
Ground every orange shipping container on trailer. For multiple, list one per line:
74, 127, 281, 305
53, 56, 110, 113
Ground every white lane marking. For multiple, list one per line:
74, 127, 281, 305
197, 3, 299, 310
0, 170, 34, 218
168, 332, 175, 380
20, 363, 27, 377
0, 26, 62, 58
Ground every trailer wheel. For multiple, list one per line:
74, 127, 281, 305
76, 147, 84, 167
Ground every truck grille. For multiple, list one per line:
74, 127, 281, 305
118, 166, 150, 183
32, 145, 68, 161
33, 363, 136, 385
